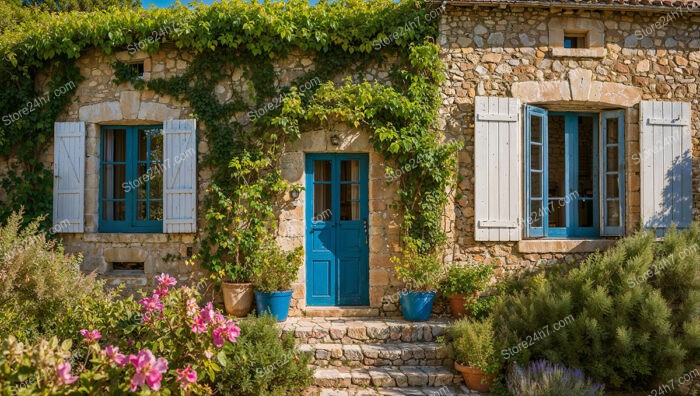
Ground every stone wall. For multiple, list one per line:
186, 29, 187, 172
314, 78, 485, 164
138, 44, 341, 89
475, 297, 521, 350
438, 5, 700, 274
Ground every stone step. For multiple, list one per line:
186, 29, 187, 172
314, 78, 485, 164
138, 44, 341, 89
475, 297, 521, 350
302, 342, 454, 368
280, 317, 451, 344
313, 366, 463, 389
308, 384, 481, 395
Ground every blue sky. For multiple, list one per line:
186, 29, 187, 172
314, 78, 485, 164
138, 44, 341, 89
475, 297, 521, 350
144, 0, 319, 7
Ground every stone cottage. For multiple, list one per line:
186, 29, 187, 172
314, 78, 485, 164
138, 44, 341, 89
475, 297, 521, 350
28, 0, 700, 316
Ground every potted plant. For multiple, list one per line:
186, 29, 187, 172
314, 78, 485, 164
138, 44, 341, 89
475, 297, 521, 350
448, 317, 501, 392
250, 238, 303, 322
439, 262, 494, 317
392, 242, 443, 321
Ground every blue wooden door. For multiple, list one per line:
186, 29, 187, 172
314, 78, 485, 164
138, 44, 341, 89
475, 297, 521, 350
306, 154, 369, 306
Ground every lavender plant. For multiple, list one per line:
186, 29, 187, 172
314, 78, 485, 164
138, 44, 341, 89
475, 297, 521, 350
507, 360, 604, 396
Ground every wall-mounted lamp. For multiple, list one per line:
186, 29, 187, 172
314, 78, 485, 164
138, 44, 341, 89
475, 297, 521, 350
330, 134, 340, 146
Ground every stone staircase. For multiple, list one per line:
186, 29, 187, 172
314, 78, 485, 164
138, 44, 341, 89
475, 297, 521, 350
279, 317, 483, 396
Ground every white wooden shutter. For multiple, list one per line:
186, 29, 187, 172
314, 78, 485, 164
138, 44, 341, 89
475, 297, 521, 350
53, 122, 85, 233
640, 101, 692, 233
163, 119, 197, 233
474, 96, 522, 241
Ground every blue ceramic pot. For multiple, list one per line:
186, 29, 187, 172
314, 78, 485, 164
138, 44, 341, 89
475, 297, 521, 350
255, 290, 293, 322
399, 291, 436, 321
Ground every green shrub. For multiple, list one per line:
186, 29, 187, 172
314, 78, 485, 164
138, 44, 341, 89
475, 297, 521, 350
0, 211, 107, 341
216, 315, 313, 396
392, 242, 443, 291
439, 262, 493, 296
507, 360, 604, 396
250, 238, 304, 292
447, 317, 501, 376
492, 226, 700, 389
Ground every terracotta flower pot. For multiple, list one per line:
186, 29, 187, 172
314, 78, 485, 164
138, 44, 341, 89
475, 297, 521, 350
221, 282, 254, 317
448, 293, 476, 318
454, 361, 496, 392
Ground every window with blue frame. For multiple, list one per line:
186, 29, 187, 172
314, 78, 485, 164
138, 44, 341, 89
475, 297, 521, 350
100, 125, 164, 233
524, 107, 625, 238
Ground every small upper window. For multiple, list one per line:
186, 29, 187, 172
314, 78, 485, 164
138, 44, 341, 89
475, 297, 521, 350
564, 34, 587, 49
128, 62, 145, 79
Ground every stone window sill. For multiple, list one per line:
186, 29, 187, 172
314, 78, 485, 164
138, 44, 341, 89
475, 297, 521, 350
518, 239, 617, 254
551, 47, 606, 58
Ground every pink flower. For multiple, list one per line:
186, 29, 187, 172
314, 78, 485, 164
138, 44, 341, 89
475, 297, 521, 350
204, 349, 214, 359
191, 316, 207, 334
79, 329, 101, 342
56, 362, 78, 385
186, 298, 199, 317
200, 302, 216, 324
128, 349, 168, 392
212, 320, 241, 347
213, 312, 225, 324
139, 294, 164, 313
104, 345, 127, 367
156, 273, 177, 288
176, 364, 198, 388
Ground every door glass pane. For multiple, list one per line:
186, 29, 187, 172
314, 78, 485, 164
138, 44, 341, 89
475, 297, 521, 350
340, 184, 360, 221
531, 144, 542, 171
340, 160, 360, 182
314, 161, 331, 182
549, 198, 566, 228
578, 200, 594, 227
606, 117, 619, 144
313, 184, 332, 221
606, 174, 620, 198
606, 200, 620, 227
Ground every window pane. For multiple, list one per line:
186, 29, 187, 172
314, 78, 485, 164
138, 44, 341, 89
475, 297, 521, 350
548, 115, 565, 198
578, 116, 595, 198
530, 115, 542, 142
606, 147, 618, 172
606, 174, 620, 198
314, 160, 331, 182
150, 171, 163, 199
340, 160, 360, 182
102, 201, 125, 221
150, 201, 163, 221
531, 145, 542, 171
529, 200, 543, 228
549, 198, 566, 228
530, 171, 542, 199
103, 129, 126, 162
138, 130, 148, 161
313, 184, 331, 220
340, 184, 360, 221
578, 200, 594, 227
137, 201, 147, 221
102, 164, 126, 200
606, 200, 620, 227
606, 117, 619, 144
150, 131, 163, 162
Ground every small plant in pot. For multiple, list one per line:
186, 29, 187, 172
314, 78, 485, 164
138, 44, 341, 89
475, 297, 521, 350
392, 242, 443, 321
448, 317, 501, 392
439, 262, 494, 317
250, 238, 303, 322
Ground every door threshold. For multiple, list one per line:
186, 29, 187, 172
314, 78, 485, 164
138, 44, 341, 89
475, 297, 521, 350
304, 306, 379, 317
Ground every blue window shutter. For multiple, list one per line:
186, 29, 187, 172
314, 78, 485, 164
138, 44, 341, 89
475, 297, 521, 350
640, 101, 692, 235
474, 96, 522, 241
53, 122, 85, 233
163, 119, 197, 233
524, 105, 548, 238
600, 110, 626, 236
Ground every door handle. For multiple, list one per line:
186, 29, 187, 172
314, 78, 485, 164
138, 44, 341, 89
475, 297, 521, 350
363, 219, 368, 246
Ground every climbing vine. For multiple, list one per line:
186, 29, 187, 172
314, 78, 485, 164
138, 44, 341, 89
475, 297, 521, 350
0, 0, 460, 279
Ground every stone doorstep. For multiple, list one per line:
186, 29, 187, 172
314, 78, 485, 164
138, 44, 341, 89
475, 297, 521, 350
304, 307, 380, 317
280, 317, 451, 344
313, 366, 462, 389
308, 385, 480, 396
303, 342, 453, 368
